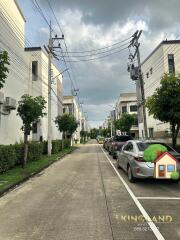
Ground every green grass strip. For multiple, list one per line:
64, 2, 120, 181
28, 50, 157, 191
0, 147, 76, 196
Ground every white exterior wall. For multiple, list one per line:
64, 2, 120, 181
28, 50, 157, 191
0, 0, 28, 144
140, 42, 180, 139
25, 49, 63, 141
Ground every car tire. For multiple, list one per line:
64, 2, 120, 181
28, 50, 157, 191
127, 165, 136, 183
117, 159, 121, 169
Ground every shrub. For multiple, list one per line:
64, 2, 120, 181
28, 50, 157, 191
0, 145, 17, 173
28, 142, 43, 161
52, 140, 62, 154
63, 139, 71, 148
171, 171, 180, 180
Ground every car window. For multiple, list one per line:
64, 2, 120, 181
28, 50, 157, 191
115, 136, 133, 142
123, 142, 134, 152
137, 142, 175, 152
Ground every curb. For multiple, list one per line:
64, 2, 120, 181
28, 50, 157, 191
0, 147, 77, 198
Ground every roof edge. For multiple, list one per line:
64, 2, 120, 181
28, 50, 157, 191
14, 0, 26, 22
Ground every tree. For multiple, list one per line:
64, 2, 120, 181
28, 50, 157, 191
146, 74, 180, 148
17, 95, 46, 167
114, 113, 135, 134
55, 113, 78, 148
90, 128, 99, 139
0, 51, 10, 89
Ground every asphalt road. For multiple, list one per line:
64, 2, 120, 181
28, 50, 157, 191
0, 140, 179, 240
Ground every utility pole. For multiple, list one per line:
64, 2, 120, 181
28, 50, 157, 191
127, 30, 148, 139
45, 22, 64, 156
47, 21, 52, 156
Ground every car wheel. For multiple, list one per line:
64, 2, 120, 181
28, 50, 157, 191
117, 159, 121, 169
113, 153, 117, 159
127, 165, 136, 183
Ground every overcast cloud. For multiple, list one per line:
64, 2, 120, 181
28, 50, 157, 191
19, 0, 180, 127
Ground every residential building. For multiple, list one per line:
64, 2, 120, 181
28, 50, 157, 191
0, 0, 28, 144
115, 93, 139, 138
63, 95, 82, 143
139, 40, 180, 140
25, 47, 63, 141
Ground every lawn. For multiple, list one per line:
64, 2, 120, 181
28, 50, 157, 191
0, 147, 76, 196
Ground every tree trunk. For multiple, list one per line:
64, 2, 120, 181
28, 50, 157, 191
61, 132, 64, 150
23, 130, 28, 168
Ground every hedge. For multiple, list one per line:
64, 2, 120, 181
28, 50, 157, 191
0, 139, 71, 173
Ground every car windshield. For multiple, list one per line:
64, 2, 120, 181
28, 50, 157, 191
115, 136, 133, 142
137, 142, 174, 152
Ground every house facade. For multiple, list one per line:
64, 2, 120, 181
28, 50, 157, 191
63, 95, 82, 143
0, 0, 28, 144
115, 93, 139, 138
25, 47, 63, 141
139, 40, 180, 140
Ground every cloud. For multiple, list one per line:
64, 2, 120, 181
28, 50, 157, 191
19, 0, 180, 128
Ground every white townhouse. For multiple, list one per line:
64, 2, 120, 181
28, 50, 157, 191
139, 40, 180, 140
0, 0, 63, 144
0, 0, 28, 144
63, 95, 86, 143
115, 93, 139, 138
25, 47, 63, 141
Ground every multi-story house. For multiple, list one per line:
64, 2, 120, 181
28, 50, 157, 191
0, 0, 28, 144
25, 47, 63, 141
139, 40, 180, 140
115, 93, 139, 138
63, 95, 82, 142
0, 1, 63, 144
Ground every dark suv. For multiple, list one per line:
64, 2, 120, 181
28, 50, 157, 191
109, 135, 133, 159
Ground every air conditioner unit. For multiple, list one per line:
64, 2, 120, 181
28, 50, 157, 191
4, 97, 16, 110
0, 92, 4, 104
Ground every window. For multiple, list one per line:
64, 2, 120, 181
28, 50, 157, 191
32, 122, 38, 134
32, 61, 38, 81
146, 72, 149, 79
150, 68, 153, 74
159, 165, 165, 171
130, 105, 137, 112
167, 165, 175, 172
168, 54, 175, 74
149, 128, 154, 138
122, 106, 127, 113
123, 142, 134, 152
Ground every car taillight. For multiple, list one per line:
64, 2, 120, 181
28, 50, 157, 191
134, 156, 145, 162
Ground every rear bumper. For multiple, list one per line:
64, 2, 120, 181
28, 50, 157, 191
131, 162, 154, 178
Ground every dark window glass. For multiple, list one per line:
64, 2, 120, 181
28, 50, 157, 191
32, 122, 38, 134
137, 142, 173, 152
149, 128, 154, 138
115, 135, 133, 142
32, 61, 38, 81
124, 142, 134, 152
122, 106, 127, 113
130, 105, 137, 112
168, 54, 175, 74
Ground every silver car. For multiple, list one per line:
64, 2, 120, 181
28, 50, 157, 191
117, 140, 180, 183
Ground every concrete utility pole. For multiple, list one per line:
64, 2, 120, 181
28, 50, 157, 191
46, 21, 64, 156
128, 30, 148, 139
47, 21, 52, 156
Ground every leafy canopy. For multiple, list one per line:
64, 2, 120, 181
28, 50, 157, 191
17, 94, 46, 131
0, 51, 10, 89
146, 74, 180, 125
114, 113, 135, 133
55, 113, 78, 136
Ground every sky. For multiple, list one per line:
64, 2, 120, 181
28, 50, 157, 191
18, 0, 180, 128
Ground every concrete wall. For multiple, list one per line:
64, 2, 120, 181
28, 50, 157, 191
0, 0, 27, 144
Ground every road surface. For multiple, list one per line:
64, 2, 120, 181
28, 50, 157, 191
0, 140, 179, 240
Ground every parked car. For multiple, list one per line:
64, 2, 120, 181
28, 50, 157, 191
97, 136, 105, 144
103, 138, 111, 149
117, 140, 180, 183
109, 135, 133, 159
